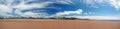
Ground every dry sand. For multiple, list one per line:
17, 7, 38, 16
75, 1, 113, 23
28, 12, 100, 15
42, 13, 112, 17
0, 19, 120, 29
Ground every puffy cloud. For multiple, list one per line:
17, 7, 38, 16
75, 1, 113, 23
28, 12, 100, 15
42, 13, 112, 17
55, 9, 83, 16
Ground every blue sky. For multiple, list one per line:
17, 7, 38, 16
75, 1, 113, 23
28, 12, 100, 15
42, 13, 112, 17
0, 0, 120, 19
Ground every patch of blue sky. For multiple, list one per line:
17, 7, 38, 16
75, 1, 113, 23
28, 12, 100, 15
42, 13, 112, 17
0, 0, 120, 18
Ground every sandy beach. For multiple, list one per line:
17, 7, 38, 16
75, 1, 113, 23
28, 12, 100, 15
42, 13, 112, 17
0, 19, 120, 29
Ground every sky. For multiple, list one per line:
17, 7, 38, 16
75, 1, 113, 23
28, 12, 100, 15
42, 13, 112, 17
0, 0, 120, 20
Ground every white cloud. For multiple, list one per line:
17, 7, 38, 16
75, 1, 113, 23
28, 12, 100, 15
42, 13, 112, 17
0, 0, 53, 17
0, 5, 12, 13
85, 0, 95, 4
67, 16, 120, 20
13, 1, 53, 10
21, 12, 38, 17
109, 0, 120, 10
21, 12, 49, 18
56, 0, 73, 4
55, 9, 83, 16
84, 0, 100, 8
0, 4, 14, 16
84, 0, 120, 10
84, 0, 107, 5
0, 0, 120, 18
0, 0, 76, 17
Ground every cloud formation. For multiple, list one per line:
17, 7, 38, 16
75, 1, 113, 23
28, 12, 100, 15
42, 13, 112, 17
0, 0, 75, 17
69, 16, 120, 20
55, 9, 83, 16
0, 0, 120, 20
109, 0, 120, 10
83, 0, 120, 10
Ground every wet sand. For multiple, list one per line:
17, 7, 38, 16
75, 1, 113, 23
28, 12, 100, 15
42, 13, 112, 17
0, 19, 120, 29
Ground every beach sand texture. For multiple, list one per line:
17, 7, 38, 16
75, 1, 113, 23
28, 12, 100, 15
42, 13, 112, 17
0, 19, 120, 29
